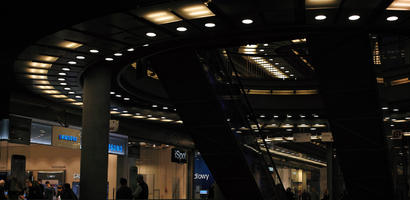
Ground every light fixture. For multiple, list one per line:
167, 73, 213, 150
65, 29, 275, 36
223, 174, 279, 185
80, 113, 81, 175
274, 115, 279, 118
58, 72, 67, 76
59, 41, 83, 49
152, 105, 158, 108
300, 115, 306, 118
124, 98, 130, 100
35, 85, 53, 90
68, 61, 77, 65
260, 114, 265, 118
143, 44, 149, 47
242, 19, 253, 24
313, 114, 319, 118
28, 75, 47, 79
72, 102, 83, 106
115, 94, 122, 98
178, 4, 215, 19
68, 91, 75, 94
105, 58, 114, 61
387, 0, 410, 10
315, 15, 327, 21
264, 44, 269, 46
386, 16, 399, 21
89, 49, 99, 53
76, 55, 85, 60
114, 53, 123, 56
122, 110, 128, 113
204, 23, 216, 28
64, 88, 71, 90
290, 74, 294, 77
393, 108, 399, 112
176, 27, 188, 32
147, 115, 152, 117
310, 127, 317, 130
127, 48, 134, 52
60, 82, 67, 86
120, 113, 133, 117
163, 107, 168, 110
286, 129, 293, 132
306, 0, 341, 9
110, 111, 120, 114
75, 96, 81, 99
259, 49, 264, 52
51, 95, 68, 99
110, 91, 115, 95
382, 107, 389, 110
62, 67, 70, 71
28, 61, 52, 69
348, 15, 360, 21
58, 78, 66, 81
26, 68, 48, 74
287, 114, 292, 118
37, 55, 59, 62
146, 32, 157, 37
42, 90, 60, 94
143, 11, 182, 24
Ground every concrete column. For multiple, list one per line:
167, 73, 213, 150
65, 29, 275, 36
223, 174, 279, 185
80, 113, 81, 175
80, 65, 111, 199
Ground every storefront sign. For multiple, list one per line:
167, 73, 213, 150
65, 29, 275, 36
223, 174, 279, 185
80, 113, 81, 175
108, 144, 124, 154
108, 133, 127, 156
171, 148, 187, 163
193, 152, 214, 197
58, 134, 78, 142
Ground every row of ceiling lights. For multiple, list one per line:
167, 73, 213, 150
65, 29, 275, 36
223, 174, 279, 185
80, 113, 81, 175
259, 114, 320, 118
314, 14, 400, 21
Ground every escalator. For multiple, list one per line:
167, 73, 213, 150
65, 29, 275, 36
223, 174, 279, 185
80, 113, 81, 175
149, 48, 286, 200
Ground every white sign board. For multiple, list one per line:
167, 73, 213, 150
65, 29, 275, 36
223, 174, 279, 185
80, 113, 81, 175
293, 133, 311, 143
321, 132, 334, 142
109, 120, 119, 132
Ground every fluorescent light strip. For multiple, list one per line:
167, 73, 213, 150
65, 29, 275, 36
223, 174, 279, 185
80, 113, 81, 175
387, 0, 410, 10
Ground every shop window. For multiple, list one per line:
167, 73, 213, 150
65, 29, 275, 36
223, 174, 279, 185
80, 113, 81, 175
30, 122, 52, 145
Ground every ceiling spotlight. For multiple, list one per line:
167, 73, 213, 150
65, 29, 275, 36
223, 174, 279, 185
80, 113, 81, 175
348, 15, 360, 21
152, 105, 158, 108
68, 91, 75, 94
62, 67, 70, 71
315, 15, 327, 21
114, 53, 123, 56
393, 108, 399, 112
124, 97, 130, 100
110, 91, 115, 95
259, 49, 264, 52
242, 19, 253, 24
58, 72, 67, 76
386, 16, 399, 21
285, 70, 290, 73
127, 48, 134, 52
58, 78, 65, 81
105, 58, 114, 61
60, 82, 67, 86
64, 88, 71, 90
146, 32, 157, 37
143, 44, 149, 47
176, 27, 187, 32
115, 94, 122, 98
76, 55, 85, 60
68, 61, 77, 65
382, 107, 389, 110
264, 43, 269, 46
204, 23, 216, 28
260, 114, 265, 118
75, 96, 81, 99
163, 107, 168, 110
89, 49, 99, 53
290, 74, 294, 77
274, 115, 279, 118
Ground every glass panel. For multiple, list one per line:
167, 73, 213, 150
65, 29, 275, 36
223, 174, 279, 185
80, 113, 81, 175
31, 122, 52, 145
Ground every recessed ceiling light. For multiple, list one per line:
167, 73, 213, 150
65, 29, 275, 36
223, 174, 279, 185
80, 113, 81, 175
58, 72, 67, 76
75, 96, 81, 99
76, 55, 85, 60
110, 91, 115, 94
68, 61, 77, 65
122, 110, 128, 113
146, 32, 157, 37
115, 94, 122, 98
112, 108, 118, 111
143, 44, 149, 47
152, 105, 158, 108
90, 49, 99, 53
163, 107, 168, 110
124, 97, 130, 100
28, 61, 52, 69
64, 88, 71, 90
59, 41, 83, 49
315, 15, 327, 21
68, 91, 75, 94
264, 44, 269, 46
386, 16, 399, 21
204, 23, 216, 28
62, 67, 70, 71
274, 115, 279, 118
179, 4, 215, 19
147, 115, 152, 117
393, 108, 399, 111
114, 53, 123, 56
382, 107, 389, 110
242, 19, 253, 24
348, 15, 360, 21
290, 74, 294, 77
259, 49, 264, 52
260, 114, 265, 118
280, 67, 285, 69
127, 48, 134, 52
285, 70, 290, 73
176, 27, 187, 32
105, 58, 114, 61
60, 82, 67, 86
143, 11, 182, 24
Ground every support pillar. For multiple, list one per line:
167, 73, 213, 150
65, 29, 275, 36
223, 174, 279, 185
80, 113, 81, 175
80, 65, 111, 199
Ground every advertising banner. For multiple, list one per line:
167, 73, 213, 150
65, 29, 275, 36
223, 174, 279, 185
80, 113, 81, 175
193, 152, 214, 196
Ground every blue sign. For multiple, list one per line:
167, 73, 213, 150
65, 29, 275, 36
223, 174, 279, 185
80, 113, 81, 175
58, 134, 78, 142
108, 144, 124, 154
194, 152, 214, 196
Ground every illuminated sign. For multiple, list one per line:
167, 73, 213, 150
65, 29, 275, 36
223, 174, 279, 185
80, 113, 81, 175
108, 144, 124, 155
171, 148, 187, 163
58, 134, 78, 142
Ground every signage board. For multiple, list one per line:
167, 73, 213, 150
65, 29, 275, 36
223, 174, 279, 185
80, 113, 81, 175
108, 133, 127, 155
52, 126, 81, 149
193, 152, 214, 197
392, 130, 403, 140
321, 132, 334, 142
171, 148, 187, 163
293, 133, 311, 143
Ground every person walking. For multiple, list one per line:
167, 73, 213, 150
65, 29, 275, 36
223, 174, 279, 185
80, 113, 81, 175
133, 175, 148, 200
285, 187, 295, 200
44, 181, 56, 200
116, 178, 133, 200
0, 180, 6, 200
301, 190, 311, 200
60, 183, 78, 200
26, 180, 43, 200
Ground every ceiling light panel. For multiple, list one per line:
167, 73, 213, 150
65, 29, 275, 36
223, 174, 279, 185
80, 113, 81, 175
387, 0, 410, 10
176, 4, 215, 19
37, 55, 59, 62
306, 0, 341, 9
28, 61, 52, 69
59, 40, 83, 49
142, 11, 182, 24
26, 68, 48, 74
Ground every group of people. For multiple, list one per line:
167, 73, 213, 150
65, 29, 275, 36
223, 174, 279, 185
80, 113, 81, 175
116, 175, 148, 200
285, 187, 329, 200
0, 178, 77, 200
